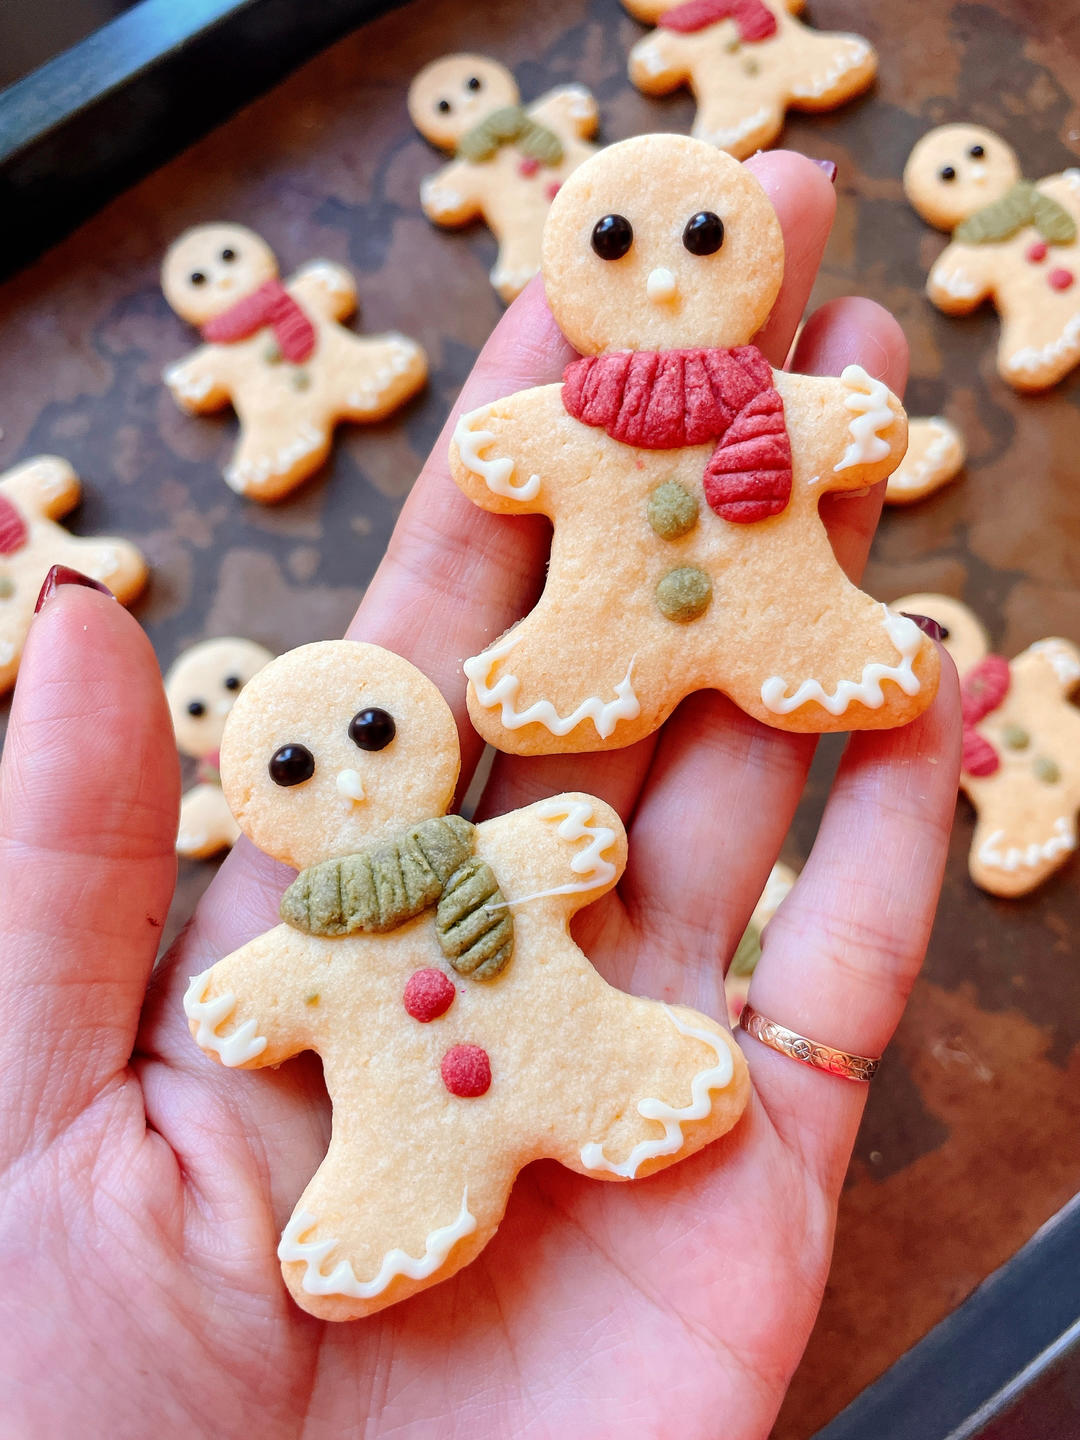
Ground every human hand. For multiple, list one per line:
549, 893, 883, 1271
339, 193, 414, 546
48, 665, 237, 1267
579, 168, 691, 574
0, 152, 960, 1439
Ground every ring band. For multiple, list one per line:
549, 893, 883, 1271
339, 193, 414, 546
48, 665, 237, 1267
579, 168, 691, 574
739, 1004, 880, 1082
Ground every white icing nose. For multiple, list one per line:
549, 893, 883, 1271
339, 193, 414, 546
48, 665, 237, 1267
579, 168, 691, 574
969, 162, 987, 183
647, 267, 678, 302
336, 769, 366, 803
214, 699, 233, 716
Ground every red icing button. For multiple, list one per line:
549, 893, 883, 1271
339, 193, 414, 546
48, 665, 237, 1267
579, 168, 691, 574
1026, 241, 1048, 263
441, 1044, 491, 1097
403, 968, 455, 1023
546, 181, 562, 200
518, 156, 541, 177
1050, 268, 1074, 291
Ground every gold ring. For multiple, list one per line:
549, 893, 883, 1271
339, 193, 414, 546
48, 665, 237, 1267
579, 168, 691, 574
739, 1004, 880, 1082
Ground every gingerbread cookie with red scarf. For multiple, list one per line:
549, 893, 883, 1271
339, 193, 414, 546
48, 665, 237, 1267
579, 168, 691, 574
183, 639, 749, 1320
449, 135, 938, 755
624, 0, 876, 158
904, 125, 1080, 392
409, 54, 599, 302
165, 637, 274, 858
0, 456, 146, 694
162, 225, 428, 500
897, 594, 1080, 897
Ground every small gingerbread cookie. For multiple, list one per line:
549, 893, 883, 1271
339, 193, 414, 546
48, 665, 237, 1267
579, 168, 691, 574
903, 125, 1080, 392
162, 225, 427, 500
725, 861, 796, 1026
884, 416, 965, 505
183, 639, 749, 1320
409, 54, 599, 302
165, 637, 274, 858
0, 456, 146, 694
624, 0, 876, 159
449, 135, 938, 755
896, 594, 1080, 896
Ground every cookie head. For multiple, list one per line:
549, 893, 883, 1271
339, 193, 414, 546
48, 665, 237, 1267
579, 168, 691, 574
162, 223, 278, 325
408, 55, 520, 151
219, 640, 461, 870
903, 125, 1020, 232
166, 638, 275, 758
542, 134, 784, 354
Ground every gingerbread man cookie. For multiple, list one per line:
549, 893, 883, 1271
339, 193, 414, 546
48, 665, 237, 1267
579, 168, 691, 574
409, 54, 599, 302
165, 637, 274, 858
449, 135, 938, 755
725, 861, 796, 1026
0, 455, 146, 694
162, 224, 428, 500
624, 0, 876, 159
884, 415, 965, 505
904, 125, 1080, 392
896, 594, 1080, 896
183, 640, 749, 1319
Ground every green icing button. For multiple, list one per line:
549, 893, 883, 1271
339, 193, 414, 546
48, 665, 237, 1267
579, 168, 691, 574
0, 575, 13, 600
1003, 723, 1030, 750
1034, 755, 1061, 784
648, 481, 699, 540
656, 565, 711, 623
292, 369, 312, 391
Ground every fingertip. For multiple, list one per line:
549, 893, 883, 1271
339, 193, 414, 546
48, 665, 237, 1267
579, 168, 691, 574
793, 296, 909, 394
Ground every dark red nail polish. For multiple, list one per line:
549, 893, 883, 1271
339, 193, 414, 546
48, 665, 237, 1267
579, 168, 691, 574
34, 565, 114, 614
812, 159, 838, 184
901, 611, 949, 642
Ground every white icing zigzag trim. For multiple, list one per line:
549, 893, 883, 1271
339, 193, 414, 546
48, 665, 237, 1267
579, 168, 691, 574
183, 970, 267, 1067
977, 817, 1076, 874
163, 363, 214, 404
0, 640, 15, 667
454, 405, 540, 500
1029, 639, 1080, 688
465, 631, 641, 739
225, 423, 324, 494
1005, 312, 1080, 377
834, 364, 893, 471
760, 606, 922, 716
789, 38, 872, 100
889, 418, 954, 494
697, 106, 772, 150
934, 267, 981, 301
580, 1008, 735, 1179
497, 798, 618, 908
278, 1190, 476, 1300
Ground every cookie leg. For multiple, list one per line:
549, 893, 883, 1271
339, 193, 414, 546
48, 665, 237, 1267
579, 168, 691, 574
489, 234, 543, 304
997, 309, 1080, 392
338, 333, 427, 421
63, 533, 147, 605
692, 89, 785, 158
224, 417, 331, 501
177, 783, 239, 859
969, 810, 1077, 897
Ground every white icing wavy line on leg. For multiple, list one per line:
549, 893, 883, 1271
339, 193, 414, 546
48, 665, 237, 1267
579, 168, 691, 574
760, 606, 923, 716
1028, 639, 1080, 687
490, 798, 618, 910
696, 106, 772, 150
977, 817, 1076, 874
834, 365, 893, 470
464, 632, 640, 739
225, 423, 324, 494
580, 1008, 735, 1179
278, 1189, 476, 1300
1004, 312, 1080, 377
454, 406, 540, 500
183, 970, 267, 1067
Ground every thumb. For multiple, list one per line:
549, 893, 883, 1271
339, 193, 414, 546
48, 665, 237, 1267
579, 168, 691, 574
0, 570, 179, 1163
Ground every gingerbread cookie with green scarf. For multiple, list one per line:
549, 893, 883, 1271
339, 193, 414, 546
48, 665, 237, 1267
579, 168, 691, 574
904, 125, 1080, 392
624, 0, 876, 158
183, 639, 748, 1320
409, 54, 599, 302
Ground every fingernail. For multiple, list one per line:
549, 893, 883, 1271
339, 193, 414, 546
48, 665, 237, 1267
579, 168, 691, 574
812, 159, 838, 185
901, 611, 949, 641
34, 565, 114, 614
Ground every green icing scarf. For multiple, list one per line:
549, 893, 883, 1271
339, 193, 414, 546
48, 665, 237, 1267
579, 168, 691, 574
955, 180, 1077, 246
456, 106, 564, 166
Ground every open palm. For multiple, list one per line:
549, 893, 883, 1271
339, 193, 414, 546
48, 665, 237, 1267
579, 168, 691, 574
0, 153, 959, 1439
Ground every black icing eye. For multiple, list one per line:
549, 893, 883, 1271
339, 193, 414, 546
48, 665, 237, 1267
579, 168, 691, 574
349, 707, 396, 752
591, 214, 634, 261
269, 744, 316, 787
682, 210, 725, 256
220, 247, 237, 262
187, 700, 206, 718
437, 98, 452, 114
190, 271, 207, 285
939, 166, 956, 182
969, 144, 985, 159
223, 674, 242, 691
466, 76, 482, 91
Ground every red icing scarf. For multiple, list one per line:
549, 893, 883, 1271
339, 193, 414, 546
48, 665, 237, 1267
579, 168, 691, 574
202, 279, 316, 364
562, 346, 792, 524
660, 0, 777, 40
960, 654, 1010, 777
0, 495, 27, 556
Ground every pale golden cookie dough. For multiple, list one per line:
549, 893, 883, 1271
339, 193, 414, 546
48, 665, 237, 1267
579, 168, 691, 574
183, 640, 749, 1320
896, 594, 1080, 897
624, 0, 876, 159
884, 416, 965, 505
0, 456, 146, 694
725, 861, 797, 1027
162, 224, 427, 500
409, 54, 599, 302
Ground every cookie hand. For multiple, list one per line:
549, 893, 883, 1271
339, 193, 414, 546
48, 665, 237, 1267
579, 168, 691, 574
927, 243, 995, 313
163, 347, 231, 413
449, 385, 569, 514
420, 163, 483, 228
289, 261, 359, 322
0, 456, 80, 519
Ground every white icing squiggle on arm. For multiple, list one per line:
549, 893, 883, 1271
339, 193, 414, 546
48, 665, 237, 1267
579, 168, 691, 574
492, 798, 618, 910
580, 1008, 735, 1179
761, 606, 922, 716
454, 405, 540, 501
834, 365, 894, 471
278, 1190, 476, 1299
977, 817, 1076, 874
183, 970, 267, 1067
1029, 639, 1080, 688
465, 631, 640, 739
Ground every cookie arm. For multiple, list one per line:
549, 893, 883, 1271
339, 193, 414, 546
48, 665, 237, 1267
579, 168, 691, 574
926, 242, 996, 314
475, 793, 627, 918
775, 366, 907, 495
163, 345, 231, 413
1013, 639, 1080, 698
420, 160, 483, 228
529, 85, 599, 141
0, 456, 80, 519
628, 27, 693, 94
289, 260, 359, 321
449, 383, 575, 516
